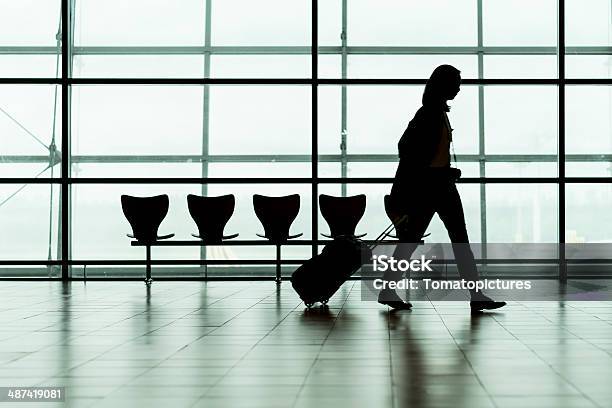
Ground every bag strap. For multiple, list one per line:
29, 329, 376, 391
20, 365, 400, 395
446, 113, 458, 167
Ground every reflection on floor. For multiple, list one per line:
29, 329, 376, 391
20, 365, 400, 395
0, 281, 612, 408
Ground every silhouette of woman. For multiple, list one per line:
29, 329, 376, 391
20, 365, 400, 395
379, 65, 506, 313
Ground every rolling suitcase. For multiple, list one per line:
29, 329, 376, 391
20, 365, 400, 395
290, 220, 402, 308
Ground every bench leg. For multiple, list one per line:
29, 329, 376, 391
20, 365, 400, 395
145, 245, 153, 285
275, 244, 282, 284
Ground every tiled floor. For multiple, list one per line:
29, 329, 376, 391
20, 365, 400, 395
1, 281, 612, 408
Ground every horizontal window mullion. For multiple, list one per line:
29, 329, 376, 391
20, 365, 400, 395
3, 177, 612, 184
0, 78, 609, 85
6, 154, 612, 164
1, 45, 610, 56
0, 46, 59, 54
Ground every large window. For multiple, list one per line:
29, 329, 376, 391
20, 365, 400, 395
0, 1, 611, 278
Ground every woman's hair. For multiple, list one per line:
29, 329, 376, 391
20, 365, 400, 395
422, 64, 461, 112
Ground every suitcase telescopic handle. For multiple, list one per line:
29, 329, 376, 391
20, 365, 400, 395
368, 214, 409, 251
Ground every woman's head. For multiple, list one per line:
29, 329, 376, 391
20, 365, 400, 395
422, 65, 461, 111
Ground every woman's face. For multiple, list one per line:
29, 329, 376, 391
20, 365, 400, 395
447, 75, 461, 100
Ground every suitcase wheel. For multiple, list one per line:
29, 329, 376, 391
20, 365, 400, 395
305, 302, 315, 309
321, 299, 329, 306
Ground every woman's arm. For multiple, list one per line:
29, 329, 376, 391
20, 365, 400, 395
398, 107, 442, 167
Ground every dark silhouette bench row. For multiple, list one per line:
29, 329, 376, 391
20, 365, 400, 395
121, 193, 408, 284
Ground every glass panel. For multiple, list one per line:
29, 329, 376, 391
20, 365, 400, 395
566, 185, 612, 242
208, 86, 311, 155
318, 86, 342, 154
73, 56, 204, 78
208, 163, 310, 179
210, 56, 310, 78
74, 55, 317, 79
211, 0, 310, 46
483, 0, 556, 46
485, 162, 557, 178
566, 55, 612, 79
484, 86, 557, 154
566, 0, 612, 46
0, 163, 58, 178
486, 184, 558, 243
566, 86, 612, 155
0, 85, 62, 177
566, 0, 612, 79
453, 184, 481, 243
340, 85, 478, 155
565, 86, 612, 177
318, 55, 342, 79
319, 0, 342, 46
319, 163, 340, 178
348, 0, 477, 46
347, 86, 420, 155
0, 0, 61, 46
484, 56, 557, 79
71, 85, 203, 156
0, 55, 59, 78
347, 56, 478, 79
566, 163, 612, 178
0, 184, 59, 262
74, 0, 205, 46
71, 163, 202, 179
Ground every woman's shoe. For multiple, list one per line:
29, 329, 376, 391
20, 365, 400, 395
470, 294, 506, 312
379, 299, 413, 310
378, 289, 413, 310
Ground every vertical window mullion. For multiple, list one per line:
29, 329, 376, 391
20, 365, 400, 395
477, 0, 488, 273
341, 0, 348, 197
558, 0, 567, 281
312, 0, 319, 257
61, 0, 70, 280
201, 0, 212, 273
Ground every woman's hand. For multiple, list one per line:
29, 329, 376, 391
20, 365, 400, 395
450, 167, 462, 181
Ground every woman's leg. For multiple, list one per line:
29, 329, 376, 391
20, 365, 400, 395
436, 183, 480, 286
379, 202, 435, 303
437, 183, 507, 311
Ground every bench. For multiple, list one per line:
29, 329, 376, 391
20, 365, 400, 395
131, 238, 399, 284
